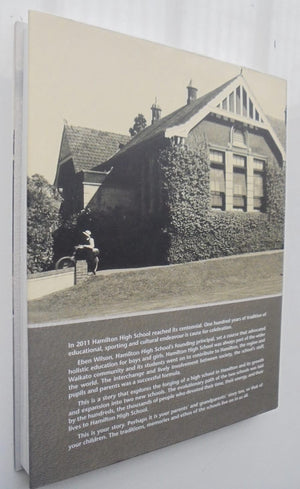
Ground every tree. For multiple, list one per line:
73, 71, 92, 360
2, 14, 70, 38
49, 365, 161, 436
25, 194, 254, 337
129, 113, 147, 137
27, 174, 62, 273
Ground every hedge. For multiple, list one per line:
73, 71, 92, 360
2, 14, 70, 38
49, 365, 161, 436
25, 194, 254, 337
158, 144, 285, 264
54, 143, 285, 269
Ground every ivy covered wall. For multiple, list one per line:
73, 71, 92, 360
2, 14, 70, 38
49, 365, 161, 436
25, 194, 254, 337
54, 137, 285, 269
158, 144, 285, 264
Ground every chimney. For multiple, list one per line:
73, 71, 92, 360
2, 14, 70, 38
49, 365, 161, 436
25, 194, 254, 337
151, 98, 161, 124
187, 80, 198, 104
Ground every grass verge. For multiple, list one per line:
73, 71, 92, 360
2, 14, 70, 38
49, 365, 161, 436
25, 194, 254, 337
28, 250, 283, 324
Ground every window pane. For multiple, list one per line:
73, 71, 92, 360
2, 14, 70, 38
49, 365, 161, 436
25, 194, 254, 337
243, 88, 247, 117
211, 192, 225, 209
210, 167, 225, 192
233, 195, 246, 210
254, 173, 264, 197
253, 158, 264, 171
210, 150, 224, 164
210, 150, 225, 210
229, 92, 234, 112
236, 86, 241, 114
233, 154, 246, 168
253, 197, 264, 211
253, 158, 265, 211
249, 99, 253, 119
233, 155, 246, 207
233, 170, 246, 195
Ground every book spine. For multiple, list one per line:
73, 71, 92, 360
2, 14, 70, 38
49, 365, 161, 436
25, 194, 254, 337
13, 21, 29, 474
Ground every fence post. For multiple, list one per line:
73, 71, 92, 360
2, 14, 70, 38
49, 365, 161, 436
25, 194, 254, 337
75, 260, 88, 284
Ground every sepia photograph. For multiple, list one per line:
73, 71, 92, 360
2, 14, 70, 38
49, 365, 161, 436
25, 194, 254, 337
3, 2, 300, 489
27, 12, 286, 325
6, 4, 299, 489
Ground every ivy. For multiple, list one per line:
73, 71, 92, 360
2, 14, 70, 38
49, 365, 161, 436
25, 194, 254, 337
158, 144, 285, 264
27, 174, 62, 273
53, 144, 285, 269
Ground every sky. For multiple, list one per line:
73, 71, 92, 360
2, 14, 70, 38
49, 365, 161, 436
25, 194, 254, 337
27, 11, 287, 183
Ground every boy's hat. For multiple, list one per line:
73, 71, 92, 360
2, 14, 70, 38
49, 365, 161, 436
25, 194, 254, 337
83, 230, 91, 237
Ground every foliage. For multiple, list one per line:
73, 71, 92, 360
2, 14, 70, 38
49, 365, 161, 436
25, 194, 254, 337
54, 206, 168, 269
53, 145, 285, 269
54, 190, 171, 270
265, 161, 286, 226
27, 174, 61, 273
52, 212, 83, 262
28, 251, 283, 324
158, 144, 285, 264
129, 113, 147, 137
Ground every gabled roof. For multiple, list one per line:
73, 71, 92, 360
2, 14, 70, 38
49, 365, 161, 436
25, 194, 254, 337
58, 125, 130, 173
266, 115, 286, 148
110, 75, 239, 157
56, 74, 286, 186
103, 73, 286, 164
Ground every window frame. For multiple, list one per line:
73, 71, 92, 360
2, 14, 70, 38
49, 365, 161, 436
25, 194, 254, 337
253, 158, 266, 212
233, 154, 247, 212
209, 149, 226, 211
209, 145, 267, 213
231, 125, 248, 149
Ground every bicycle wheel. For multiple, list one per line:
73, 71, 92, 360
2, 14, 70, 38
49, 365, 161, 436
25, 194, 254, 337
55, 256, 75, 270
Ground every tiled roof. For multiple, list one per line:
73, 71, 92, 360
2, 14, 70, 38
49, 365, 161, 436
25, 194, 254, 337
104, 76, 239, 160
60, 76, 285, 176
61, 125, 130, 173
99, 75, 285, 165
266, 115, 286, 149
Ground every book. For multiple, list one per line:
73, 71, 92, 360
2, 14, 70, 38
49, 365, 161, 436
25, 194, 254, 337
14, 11, 286, 488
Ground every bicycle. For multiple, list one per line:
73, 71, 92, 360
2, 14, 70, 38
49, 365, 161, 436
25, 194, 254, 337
55, 245, 100, 274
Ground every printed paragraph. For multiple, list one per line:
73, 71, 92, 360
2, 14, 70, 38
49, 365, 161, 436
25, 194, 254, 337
66, 311, 267, 451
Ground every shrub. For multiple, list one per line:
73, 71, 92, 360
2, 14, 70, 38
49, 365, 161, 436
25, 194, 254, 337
158, 144, 285, 264
27, 174, 61, 273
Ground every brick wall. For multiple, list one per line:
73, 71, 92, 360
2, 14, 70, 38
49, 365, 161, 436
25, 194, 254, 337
75, 259, 88, 284
187, 116, 282, 167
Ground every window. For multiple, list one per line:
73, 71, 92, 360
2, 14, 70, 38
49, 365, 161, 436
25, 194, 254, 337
218, 86, 263, 122
242, 88, 248, 117
229, 92, 234, 112
209, 149, 266, 213
249, 99, 254, 119
210, 150, 225, 210
233, 155, 247, 211
236, 86, 241, 115
232, 127, 246, 147
253, 158, 265, 211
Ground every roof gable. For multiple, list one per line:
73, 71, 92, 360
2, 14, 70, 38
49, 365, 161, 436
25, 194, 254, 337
59, 125, 130, 173
215, 80, 264, 122
110, 76, 239, 159
58, 127, 71, 162
107, 74, 285, 164
266, 115, 286, 149
165, 74, 286, 160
